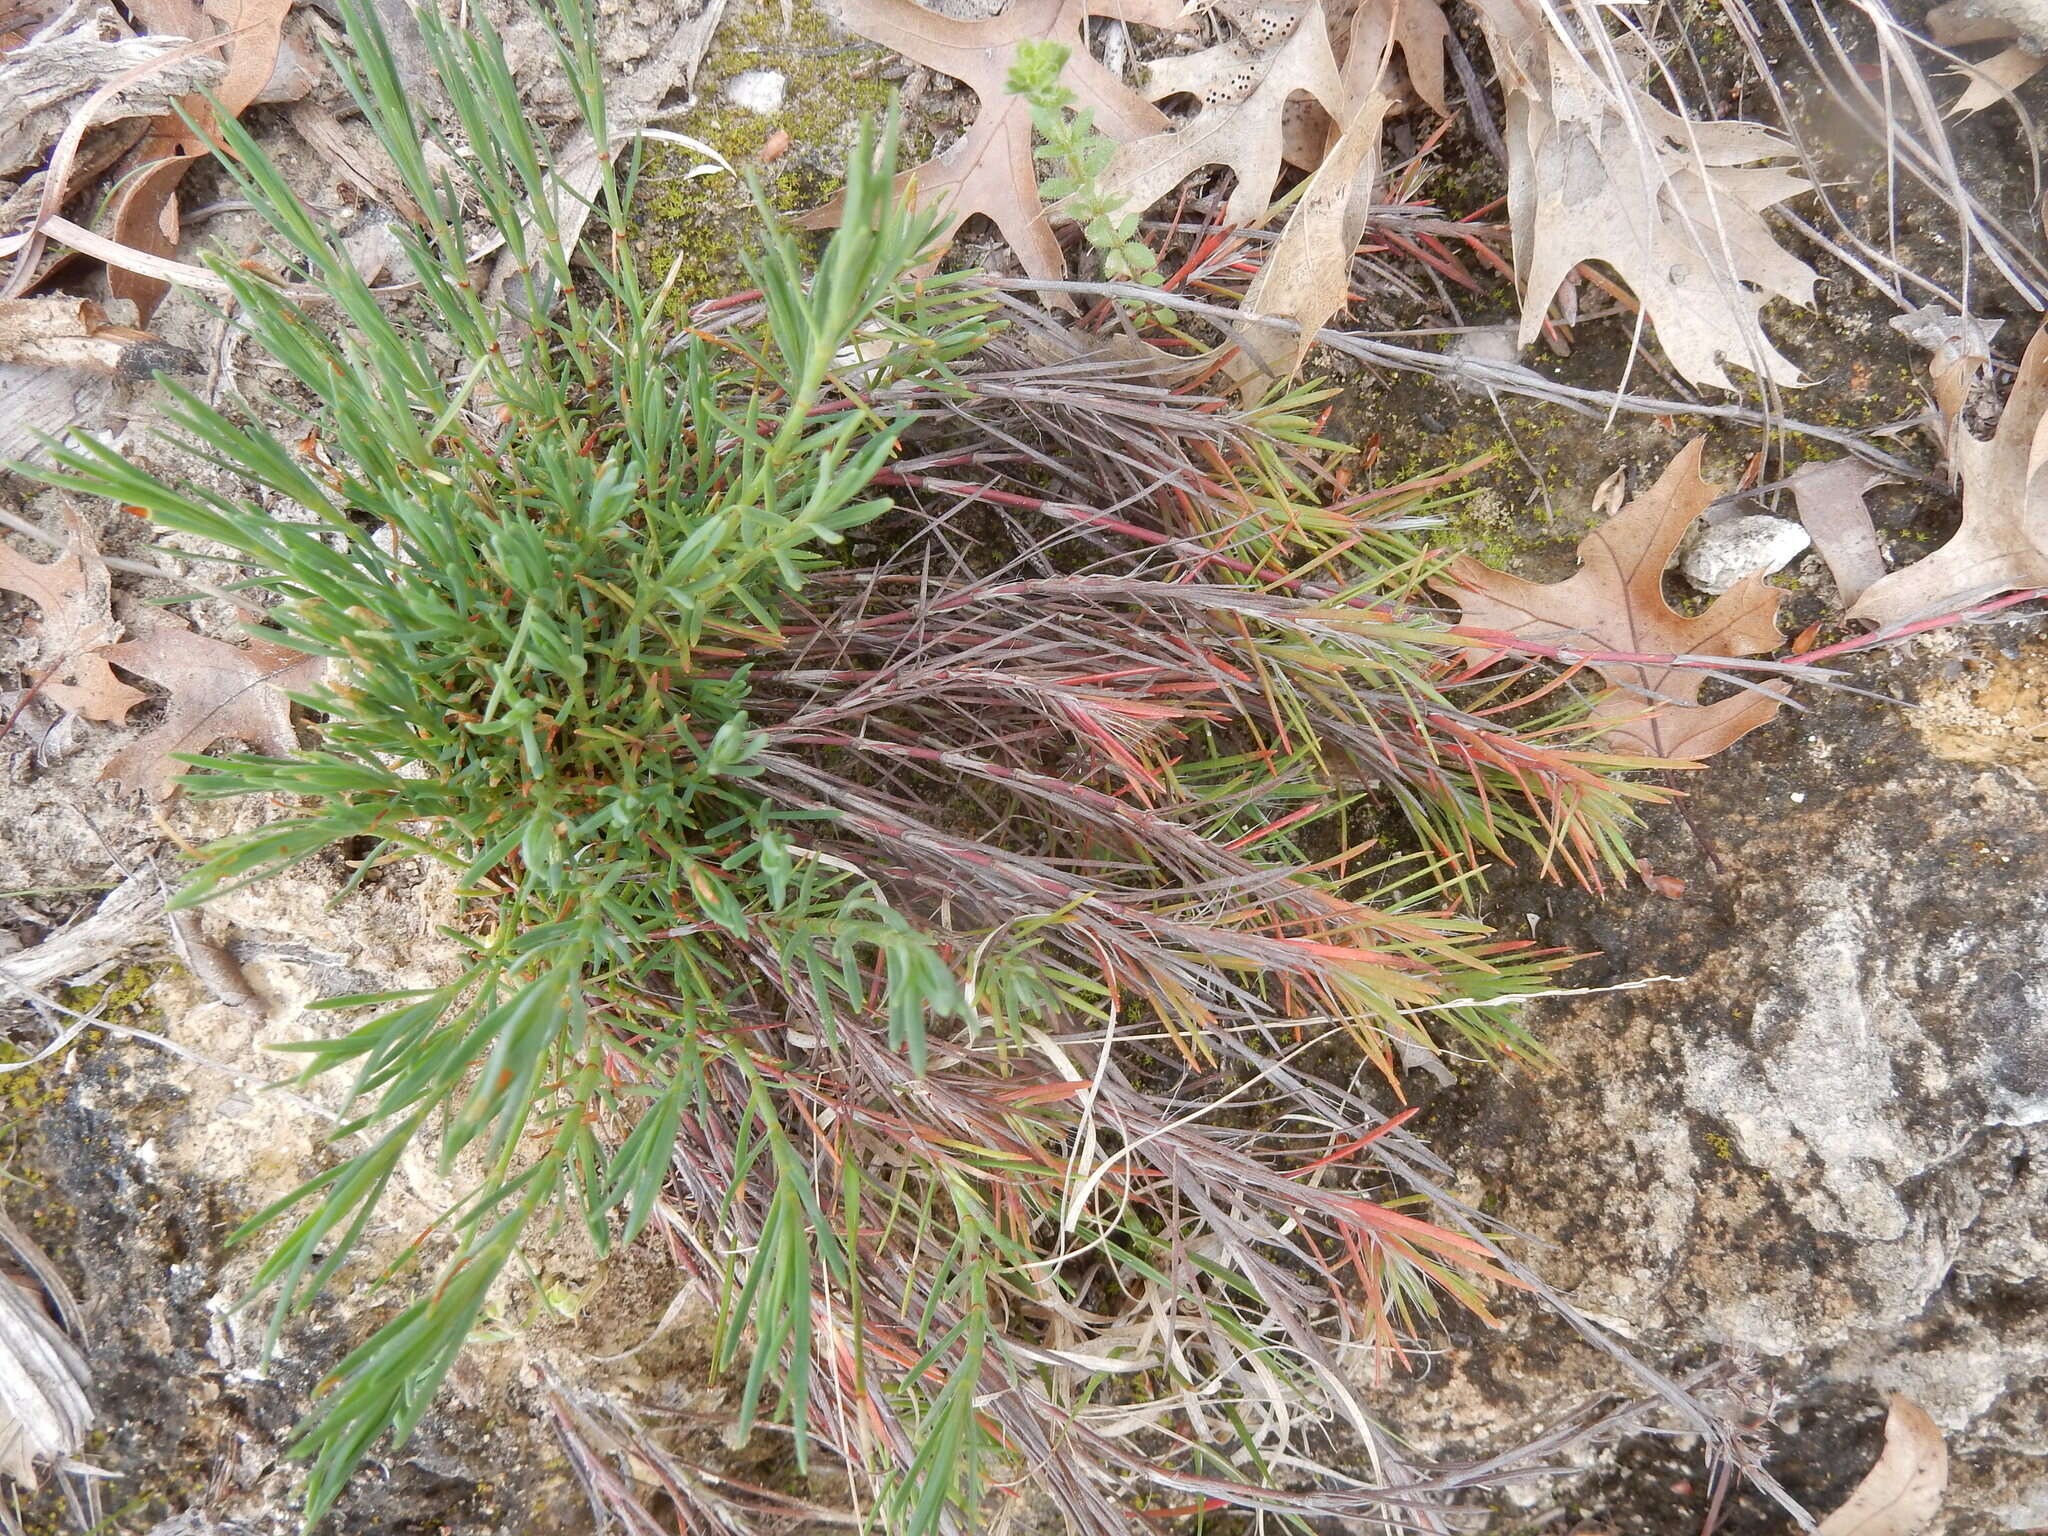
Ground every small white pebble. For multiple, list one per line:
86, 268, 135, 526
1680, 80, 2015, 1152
724, 69, 786, 116
1790, 791, 1806, 803
1446, 326, 1519, 394
1681, 515, 1812, 595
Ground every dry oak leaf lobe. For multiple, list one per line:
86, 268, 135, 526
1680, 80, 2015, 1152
1788, 455, 1891, 606
1476, 2, 1814, 390
1852, 323, 2048, 628
99, 614, 319, 798
1440, 439, 1786, 760
1928, 0, 2046, 114
1224, 86, 1390, 387
1282, 0, 1449, 160
0, 509, 146, 722
1224, 0, 1405, 390
1815, 1395, 1947, 1536
805, 0, 1182, 281
1087, 0, 1345, 227
102, 0, 298, 322
1332, 0, 1449, 116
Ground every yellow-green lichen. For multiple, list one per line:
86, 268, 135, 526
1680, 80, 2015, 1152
0, 964, 161, 1123
61, 962, 161, 1020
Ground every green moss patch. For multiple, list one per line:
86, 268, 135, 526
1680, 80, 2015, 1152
632, 0, 906, 308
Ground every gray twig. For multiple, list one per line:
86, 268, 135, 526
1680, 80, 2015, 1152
984, 277, 1938, 483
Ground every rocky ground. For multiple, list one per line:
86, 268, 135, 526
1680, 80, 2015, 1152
1395, 634, 2048, 1532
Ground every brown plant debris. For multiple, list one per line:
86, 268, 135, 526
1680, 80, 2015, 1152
1853, 323, 2048, 628
0, 9, 224, 176
0, 507, 145, 722
803, 0, 1182, 281
1223, 0, 1409, 390
0, 295, 197, 376
1928, 0, 2047, 114
0, 1208, 92, 1487
1471, 0, 1814, 389
99, 613, 319, 798
1787, 456, 1892, 606
1333, 0, 1448, 116
99, 0, 299, 321
1088, 0, 1345, 227
1439, 438, 1786, 760
1815, 1395, 1948, 1536
1224, 87, 1390, 387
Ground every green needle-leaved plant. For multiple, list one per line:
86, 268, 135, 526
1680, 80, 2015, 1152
24, 0, 1758, 1528
1008, 38, 1169, 292
32, 4, 986, 1518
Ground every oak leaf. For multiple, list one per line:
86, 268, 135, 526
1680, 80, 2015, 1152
1335, 0, 1449, 116
1787, 456, 1891, 606
1223, 0, 1408, 391
102, 0, 299, 322
1224, 87, 1390, 388
1815, 1395, 1947, 1536
1851, 323, 2048, 628
98, 614, 321, 798
1086, 0, 1345, 227
1928, 0, 2046, 114
0, 509, 146, 723
803, 0, 1181, 281
1473, 0, 1814, 390
1284, 0, 1449, 157
1440, 439, 1786, 760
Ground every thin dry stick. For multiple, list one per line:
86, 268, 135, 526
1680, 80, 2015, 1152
982, 278, 1935, 481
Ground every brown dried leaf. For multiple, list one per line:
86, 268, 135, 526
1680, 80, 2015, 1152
1224, 87, 1390, 388
1633, 858, 1685, 898
0, 508, 145, 722
1852, 324, 2048, 627
1439, 439, 1786, 760
1474, 0, 1814, 390
1928, 1, 2047, 114
0, 295, 197, 376
1331, 0, 1449, 115
1090, 0, 1345, 227
1787, 457, 1892, 605
1816, 1396, 1947, 1536
804, 0, 1178, 281
104, 0, 294, 322
1283, 0, 1446, 163
1950, 42, 2045, 113
99, 614, 319, 798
